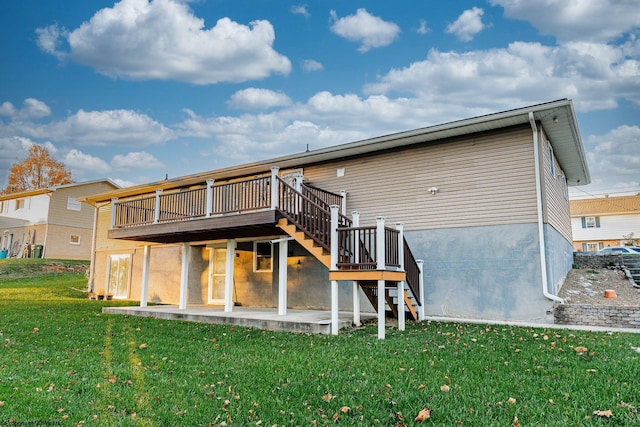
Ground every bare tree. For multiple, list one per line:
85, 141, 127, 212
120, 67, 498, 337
2, 145, 72, 194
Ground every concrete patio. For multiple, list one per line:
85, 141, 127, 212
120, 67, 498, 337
102, 305, 377, 334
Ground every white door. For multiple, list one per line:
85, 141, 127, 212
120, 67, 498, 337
208, 246, 227, 304
107, 254, 131, 299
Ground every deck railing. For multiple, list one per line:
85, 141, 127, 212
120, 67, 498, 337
277, 176, 351, 251
113, 175, 271, 228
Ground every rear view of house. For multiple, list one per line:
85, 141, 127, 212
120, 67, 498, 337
84, 100, 590, 331
0, 180, 119, 260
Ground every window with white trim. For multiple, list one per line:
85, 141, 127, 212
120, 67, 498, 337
15, 199, 25, 210
69, 234, 81, 245
254, 241, 273, 272
582, 216, 600, 228
67, 196, 81, 211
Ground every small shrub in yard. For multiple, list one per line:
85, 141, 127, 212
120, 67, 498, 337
1, 259, 639, 426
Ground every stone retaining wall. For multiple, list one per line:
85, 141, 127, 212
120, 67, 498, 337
573, 253, 622, 269
554, 304, 640, 329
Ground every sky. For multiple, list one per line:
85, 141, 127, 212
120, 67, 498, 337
0, 0, 639, 199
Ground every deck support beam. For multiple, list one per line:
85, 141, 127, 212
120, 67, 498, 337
140, 244, 151, 307
396, 223, 405, 331
376, 216, 386, 339
278, 239, 288, 315
352, 211, 361, 326
179, 243, 190, 310
331, 280, 339, 335
330, 205, 340, 335
224, 239, 235, 312
377, 279, 385, 339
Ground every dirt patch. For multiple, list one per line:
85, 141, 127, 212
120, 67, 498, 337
559, 268, 640, 306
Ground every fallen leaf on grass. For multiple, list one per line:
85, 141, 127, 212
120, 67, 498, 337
574, 346, 588, 354
593, 409, 612, 418
417, 384, 425, 390
340, 406, 350, 413
512, 415, 520, 427
440, 384, 450, 392
32, 327, 39, 333
507, 397, 516, 404
586, 369, 597, 373
414, 408, 431, 422
107, 376, 116, 384
321, 393, 335, 402
138, 343, 147, 349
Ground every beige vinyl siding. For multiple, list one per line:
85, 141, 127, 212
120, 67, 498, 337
303, 125, 538, 230
48, 182, 116, 229
540, 128, 573, 242
95, 205, 141, 252
43, 224, 93, 260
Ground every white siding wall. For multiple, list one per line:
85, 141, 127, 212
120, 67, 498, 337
0, 194, 50, 224
572, 214, 640, 241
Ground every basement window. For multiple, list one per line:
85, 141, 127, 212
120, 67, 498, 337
254, 241, 273, 272
69, 234, 81, 245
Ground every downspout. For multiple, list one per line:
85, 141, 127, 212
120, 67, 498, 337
529, 112, 564, 303
42, 194, 51, 258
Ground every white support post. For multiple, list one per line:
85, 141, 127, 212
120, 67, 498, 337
417, 260, 425, 321
110, 198, 118, 228
395, 223, 405, 331
376, 216, 386, 270
206, 179, 215, 217
270, 167, 280, 209
154, 189, 162, 224
140, 245, 151, 307
330, 205, 340, 335
351, 211, 360, 326
377, 279, 385, 339
224, 239, 235, 312
179, 243, 190, 310
340, 190, 347, 216
278, 239, 288, 316
331, 280, 339, 335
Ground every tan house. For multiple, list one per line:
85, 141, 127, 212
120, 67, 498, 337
83, 100, 590, 334
0, 179, 119, 260
571, 194, 640, 252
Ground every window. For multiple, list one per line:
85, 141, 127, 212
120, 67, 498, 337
69, 234, 81, 245
561, 175, 568, 200
254, 241, 273, 272
67, 196, 81, 211
0, 201, 6, 213
586, 243, 600, 252
107, 254, 131, 299
15, 199, 25, 210
582, 216, 600, 228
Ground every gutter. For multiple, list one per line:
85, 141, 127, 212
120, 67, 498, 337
529, 112, 564, 304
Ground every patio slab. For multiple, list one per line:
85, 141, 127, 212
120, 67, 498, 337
102, 305, 377, 334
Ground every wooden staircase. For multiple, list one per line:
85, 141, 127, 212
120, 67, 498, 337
277, 218, 331, 268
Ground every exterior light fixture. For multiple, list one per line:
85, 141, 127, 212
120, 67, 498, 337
428, 187, 439, 195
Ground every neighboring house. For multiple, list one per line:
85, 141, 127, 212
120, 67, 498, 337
0, 180, 119, 260
83, 99, 589, 327
570, 194, 640, 252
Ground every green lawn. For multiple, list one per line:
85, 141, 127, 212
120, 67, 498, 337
1, 259, 639, 426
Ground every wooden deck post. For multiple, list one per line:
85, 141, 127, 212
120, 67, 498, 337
417, 259, 425, 321
330, 205, 340, 335
179, 243, 190, 310
224, 239, 235, 312
140, 244, 151, 307
278, 239, 288, 315
376, 216, 386, 339
395, 222, 405, 331
352, 211, 361, 326
110, 198, 118, 228
153, 189, 162, 224
270, 167, 279, 209
205, 179, 215, 217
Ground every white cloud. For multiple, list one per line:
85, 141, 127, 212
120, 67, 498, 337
64, 149, 111, 174
227, 88, 292, 110
0, 98, 51, 121
11, 109, 175, 146
490, 0, 640, 43
364, 41, 640, 112
330, 8, 400, 53
110, 177, 138, 188
111, 151, 164, 169
37, 0, 291, 84
302, 59, 323, 72
446, 7, 486, 42
291, 5, 310, 18
417, 19, 431, 35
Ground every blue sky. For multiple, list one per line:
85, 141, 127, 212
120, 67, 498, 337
1, 0, 638, 199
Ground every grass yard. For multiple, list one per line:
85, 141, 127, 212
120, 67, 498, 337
1, 259, 639, 426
